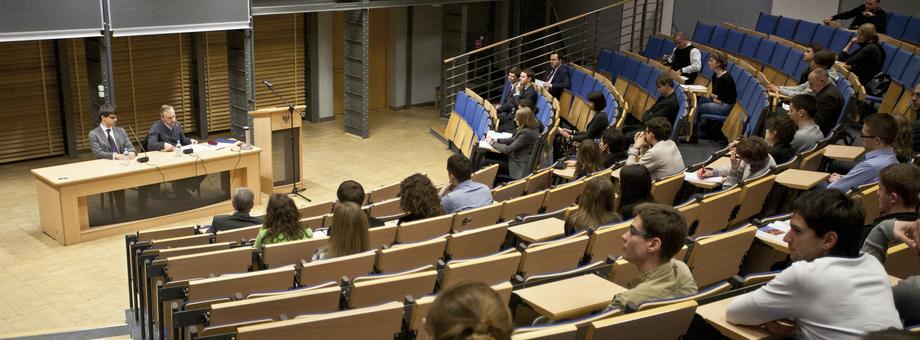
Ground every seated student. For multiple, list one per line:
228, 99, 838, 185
827, 113, 899, 192
439, 154, 494, 213
698, 137, 776, 189
787, 94, 824, 154
809, 68, 844, 137
208, 187, 262, 233
253, 194, 312, 249
607, 203, 698, 311
793, 44, 826, 85
497, 69, 538, 132
908, 84, 920, 153
514, 97, 545, 133
599, 127, 629, 168
643, 76, 680, 125
764, 115, 797, 164
617, 165, 654, 220
626, 117, 685, 180
555, 91, 609, 160
664, 32, 702, 84
861, 164, 920, 263
425, 281, 513, 340
487, 107, 541, 180
570, 140, 605, 179
839, 23, 885, 86
768, 50, 839, 97
564, 177, 622, 235
727, 189, 902, 338
397, 173, 444, 225
696, 51, 737, 127
336, 180, 384, 227
312, 202, 370, 261
824, 0, 887, 33
888, 219, 920, 326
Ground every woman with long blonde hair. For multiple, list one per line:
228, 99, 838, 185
313, 201, 371, 260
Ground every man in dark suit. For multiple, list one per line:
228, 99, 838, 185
89, 104, 137, 215
623, 76, 679, 138
808, 68, 843, 137
147, 104, 203, 200
337, 180, 385, 227
824, 0, 887, 33
542, 52, 571, 99
497, 69, 539, 132
208, 187, 262, 233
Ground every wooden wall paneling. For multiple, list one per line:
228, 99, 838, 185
253, 14, 305, 111
66, 39, 93, 151
205, 31, 231, 132
0, 40, 65, 163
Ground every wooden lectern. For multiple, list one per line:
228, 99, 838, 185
250, 105, 307, 195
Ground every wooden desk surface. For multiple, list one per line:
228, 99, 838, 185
775, 169, 829, 190
31, 146, 261, 187
822, 145, 865, 162
696, 297, 775, 340
553, 166, 576, 180
755, 235, 790, 254
514, 275, 626, 320
508, 217, 565, 243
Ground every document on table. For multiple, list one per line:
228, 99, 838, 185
757, 219, 790, 245
684, 171, 723, 183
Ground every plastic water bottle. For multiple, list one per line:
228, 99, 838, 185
175, 140, 182, 157
121, 150, 130, 166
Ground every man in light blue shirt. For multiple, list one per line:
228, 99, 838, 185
439, 154, 494, 213
827, 113, 900, 192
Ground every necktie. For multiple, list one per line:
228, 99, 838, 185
545, 67, 557, 82
106, 129, 119, 154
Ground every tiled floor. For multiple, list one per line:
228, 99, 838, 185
0, 107, 451, 337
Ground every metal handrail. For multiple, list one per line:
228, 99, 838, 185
439, 0, 662, 117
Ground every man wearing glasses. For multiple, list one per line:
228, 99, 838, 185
827, 113, 899, 192
607, 203, 697, 311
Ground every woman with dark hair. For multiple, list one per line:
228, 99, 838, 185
488, 108, 541, 180
565, 177, 622, 235
697, 51, 737, 126
253, 193, 312, 249
554, 91, 610, 160
313, 202, 370, 260
425, 282, 513, 340
765, 115, 797, 164
572, 140, 604, 179
599, 127, 629, 167
839, 23, 884, 86
397, 173, 445, 225
617, 164, 653, 220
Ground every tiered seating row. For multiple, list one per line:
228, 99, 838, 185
873, 45, 920, 116
754, 13, 856, 52
444, 90, 493, 157
595, 49, 695, 140
884, 12, 920, 44
691, 23, 808, 85
559, 63, 621, 130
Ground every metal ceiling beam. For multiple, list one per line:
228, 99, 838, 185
252, 0, 493, 16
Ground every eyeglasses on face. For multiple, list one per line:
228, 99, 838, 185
628, 224, 649, 238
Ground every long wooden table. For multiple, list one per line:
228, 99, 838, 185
32, 146, 262, 245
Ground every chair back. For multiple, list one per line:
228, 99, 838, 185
368, 225, 398, 249
651, 172, 684, 205
298, 200, 334, 218
138, 225, 196, 242
395, 214, 453, 244
500, 191, 547, 222
583, 300, 697, 340
367, 181, 402, 204
543, 180, 587, 213
375, 237, 447, 274
850, 182, 880, 225
730, 174, 776, 225
203, 286, 341, 336
518, 234, 590, 280
585, 221, 630, 262
263, 237, 328, 268
524, 169, 553, 194
165, 247, 253, 281
493, 179, 527, 202
235, 301, 405, 340
693, 187, 743, 236
187, 265, 296, 304
215, 225, 262, 243
348, 270, 438, 308
445, 223, 509, 260
368, 198, 404, 218
149, 233, 213, 249
634, 282, 730, 311
686, 226, 757, 288
299, 250, 376, 286
441, 251, 522, 289
451, 203, 503, 233
885, 243, 920, 279
472, 164, 500, 189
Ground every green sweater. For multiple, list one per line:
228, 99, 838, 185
252, 226, 312, 249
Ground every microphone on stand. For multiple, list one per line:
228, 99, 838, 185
128, 126, 150, 163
